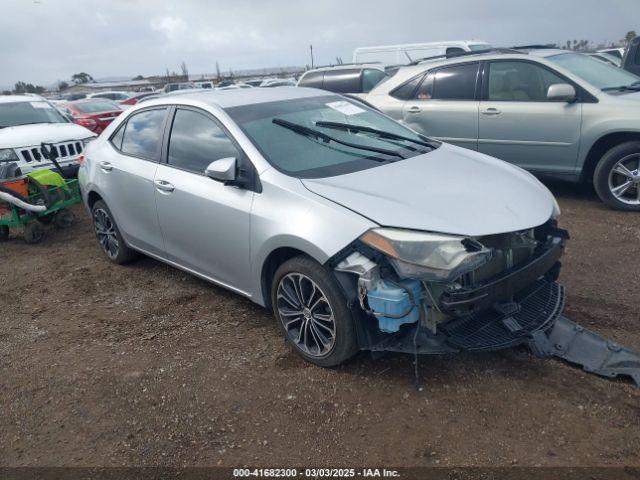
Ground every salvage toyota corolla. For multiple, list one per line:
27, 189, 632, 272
79, 88, 640, 384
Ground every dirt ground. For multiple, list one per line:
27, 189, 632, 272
1, 181, 639, 468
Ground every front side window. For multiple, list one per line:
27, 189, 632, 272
119, 108, 166, 159
429, 63, 478, 100
488, 61, 565, 101
168, 109, 240, 173
226, 95, 436, 178
0, 101, 67, 128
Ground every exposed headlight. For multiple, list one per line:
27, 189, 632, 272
0, 148, 19, 163
360, 228, 492, 282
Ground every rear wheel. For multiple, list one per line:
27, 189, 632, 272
0, 225, 9, 241
271, 256, 358, 367
91, 200, 136, 264
24, 221, 45, 244
594, 141, 640, 211
53, 209, 75, 229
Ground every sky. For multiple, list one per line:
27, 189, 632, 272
1, 0, 638, 89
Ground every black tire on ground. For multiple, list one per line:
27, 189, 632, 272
593, 141, 640, 211
271, 255, 359, 367
24, 221, 46, 244
91, 200, 137, 264
0, 225, 9, 241
53, 209, 75, 229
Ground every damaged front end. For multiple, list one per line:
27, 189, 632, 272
332, 220, 640, 387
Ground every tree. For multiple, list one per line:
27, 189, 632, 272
131, 75, 144, 81
58, 81, 69, 91
215, 61, 221, 80
180, 61, 188, 79
71, 72, 94, 84
624, 30, 637, 46
13, 82, 45, 94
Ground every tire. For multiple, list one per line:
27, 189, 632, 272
53, 209, 75, 229
24, 221, 46, 244
594, 141, 640, 211
0, 225, 9, 241
271, 255, 358, 367
91, 200, 136, 264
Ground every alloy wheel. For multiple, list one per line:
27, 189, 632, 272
276, 273, 336, 357
608, 153, 640, 205
93, 208, 120, 259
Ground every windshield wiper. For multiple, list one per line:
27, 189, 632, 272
314, 121, 439, 150
272, 118, 405, 159
602, 81, 640, 92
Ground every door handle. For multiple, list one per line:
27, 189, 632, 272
407, 106, 421, 114
154, 179, 175, 193
99, 161, 113, 172
481, 107, 501, 116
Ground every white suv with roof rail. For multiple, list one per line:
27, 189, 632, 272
353, 40, 492, 66
0, 95, 95, 175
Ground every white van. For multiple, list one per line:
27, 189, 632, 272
352, 40, 492, 66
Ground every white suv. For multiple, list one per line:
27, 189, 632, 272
0, 95, 95, 175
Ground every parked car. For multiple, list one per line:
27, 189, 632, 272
597, 47, 626, 60
79, 88, 568, 368
244, 78, 266, 87
194, 81, 214, 89
622, 36, 640, 76
0, 95, 95, 175
119, 92, 159, 107
87, 91, 132, 103
297, 65, 389, 95
62, 99, 123, 134
260, 78, 297, 87
353, 40, 492, 66
59, 92, 88, 101
365, 48, 640, 210
162, 82, 195, 93
588, 52, 622, 67
215, 83, 254, 90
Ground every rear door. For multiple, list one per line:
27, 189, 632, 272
98, 107, 168, 255
400, 62, 480, 150
153, 107, 253, 293
478, 60, 582, 174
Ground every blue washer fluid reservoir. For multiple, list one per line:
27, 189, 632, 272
366, 279, 423, 333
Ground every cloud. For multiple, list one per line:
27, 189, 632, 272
0, 0, 638, 88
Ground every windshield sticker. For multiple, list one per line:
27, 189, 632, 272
30, 102, 52, 109
326, 101, 365, 116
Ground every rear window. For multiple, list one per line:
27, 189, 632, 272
362, 69, 388, 92
73, 100, 120, 114
298, 71, 324, 89
322, 69, 362, 93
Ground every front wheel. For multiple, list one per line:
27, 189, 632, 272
271, 256, 359, 367
91, 200, 137, 264
594, 141, 640, 211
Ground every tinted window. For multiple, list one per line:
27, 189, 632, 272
110, 123, 125, 150
361, 69, 388, 93
431, 63, 478, 100
322, 69, 361, 93
414, 73, 434, 100
488, 61, 565, 101
446, 47, 466, 56
390, 74, 424, 100
120, 108, 166, 159
168, 109, 240, 173
298, 71, 324, 88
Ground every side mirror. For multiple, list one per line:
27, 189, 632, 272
205, 157, 237, 183
547, 83, 577, 102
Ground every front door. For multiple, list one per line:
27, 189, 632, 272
400, 62, 480, 150
478, 60, 582, 174
153, 107, 253, 294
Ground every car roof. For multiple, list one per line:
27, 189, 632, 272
303, 63, 384, 73
143, 86, 328, 109
0, 95, 46, 104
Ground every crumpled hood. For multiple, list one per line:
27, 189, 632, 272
0, 123, 94, 149
302, 143, 557, 237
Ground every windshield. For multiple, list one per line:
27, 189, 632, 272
73, 100, 120, 114
0, 101, 68, 128
225, 96, 435, 178
548, 52, 640, 90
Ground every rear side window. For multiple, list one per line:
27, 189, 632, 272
322, 69, 361, 93
361, 69, 388, 93
298, 71, 324, 88
430, 63, 479, 100
119, 108, 166, 160
168, 109, 240, 174
390, 74, 424, 100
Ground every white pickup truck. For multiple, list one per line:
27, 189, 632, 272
0, 95, 95, 176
